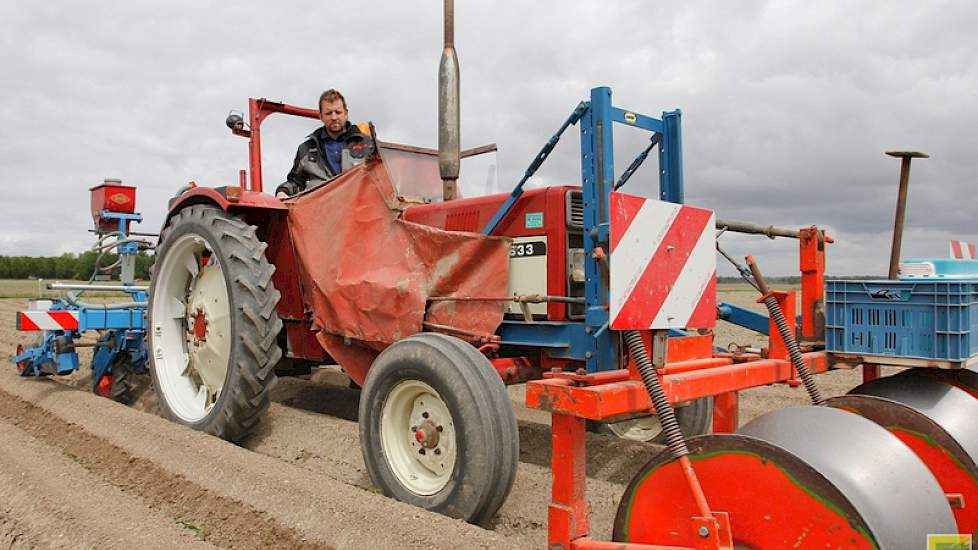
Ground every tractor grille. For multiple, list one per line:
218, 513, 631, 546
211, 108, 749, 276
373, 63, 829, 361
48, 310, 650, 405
566, 190, 585, 320
566, 191, 583, 229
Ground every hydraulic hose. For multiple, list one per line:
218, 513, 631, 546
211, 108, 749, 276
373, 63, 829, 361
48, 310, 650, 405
623, 330, 688, 458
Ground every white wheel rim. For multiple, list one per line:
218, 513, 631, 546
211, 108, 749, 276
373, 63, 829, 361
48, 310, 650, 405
151, 233, 232, 423
607, 414, 664, 442
380, 380, 457, 495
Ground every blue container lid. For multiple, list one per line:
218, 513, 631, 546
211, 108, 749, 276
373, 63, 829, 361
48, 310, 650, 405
899, 258, 978, 279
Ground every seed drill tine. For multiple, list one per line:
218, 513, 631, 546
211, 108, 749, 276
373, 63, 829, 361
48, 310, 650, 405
746, 256, 825, 406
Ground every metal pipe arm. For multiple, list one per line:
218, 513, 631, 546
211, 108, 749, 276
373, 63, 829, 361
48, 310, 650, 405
716, 218, 801, 239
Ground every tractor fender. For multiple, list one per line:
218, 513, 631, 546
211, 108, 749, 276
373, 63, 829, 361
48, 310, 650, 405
163, 186, 287, 231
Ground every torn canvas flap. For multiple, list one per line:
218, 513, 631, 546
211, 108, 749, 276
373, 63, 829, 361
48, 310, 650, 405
286, 158, 509, 383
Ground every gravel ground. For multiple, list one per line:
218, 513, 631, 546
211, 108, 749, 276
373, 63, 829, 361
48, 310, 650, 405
0, 293, 881, 549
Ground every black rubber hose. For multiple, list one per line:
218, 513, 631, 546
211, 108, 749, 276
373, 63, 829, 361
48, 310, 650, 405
623, 330, 688, 458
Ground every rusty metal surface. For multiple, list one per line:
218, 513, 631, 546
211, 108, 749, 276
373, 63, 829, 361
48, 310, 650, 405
885, 151, 928, 279
285, 159, 509, 384
738, 406, 956, 548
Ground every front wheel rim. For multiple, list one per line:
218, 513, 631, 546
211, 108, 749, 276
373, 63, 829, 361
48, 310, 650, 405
380, 380, 457, 495
151, 233, 232, 423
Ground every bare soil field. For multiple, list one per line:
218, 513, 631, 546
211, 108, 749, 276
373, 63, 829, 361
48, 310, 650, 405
0, 291, 876, 549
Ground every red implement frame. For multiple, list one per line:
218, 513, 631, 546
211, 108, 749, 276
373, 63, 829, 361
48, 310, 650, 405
526, 229, 857, 550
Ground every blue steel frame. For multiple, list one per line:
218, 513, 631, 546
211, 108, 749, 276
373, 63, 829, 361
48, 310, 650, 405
495, 87, 685, 372
13, 210, 148, 385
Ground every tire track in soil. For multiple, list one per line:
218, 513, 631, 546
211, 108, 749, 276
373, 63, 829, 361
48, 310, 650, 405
0, 389, 334, 550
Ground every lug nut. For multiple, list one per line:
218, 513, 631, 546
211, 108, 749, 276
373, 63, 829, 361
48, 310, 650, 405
419, 448, 426, 455
422, 411, 430, 419
434, 448, 441, 455
436, 425, 443, 432
410, 425, 417, 432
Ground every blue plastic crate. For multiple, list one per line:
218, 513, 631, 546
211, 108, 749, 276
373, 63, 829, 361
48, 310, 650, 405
825, 279, 978, 363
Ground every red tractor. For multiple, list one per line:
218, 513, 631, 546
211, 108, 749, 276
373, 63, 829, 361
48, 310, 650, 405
149, 97, 526, 524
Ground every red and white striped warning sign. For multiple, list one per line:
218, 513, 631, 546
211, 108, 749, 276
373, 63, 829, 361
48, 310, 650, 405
950, 240, 977, 259
609, 192, 716, 330
16, 310, 80, 331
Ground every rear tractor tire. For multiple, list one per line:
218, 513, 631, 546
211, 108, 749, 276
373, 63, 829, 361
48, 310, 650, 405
359, 333, 519, 525
148, 205, 282, 442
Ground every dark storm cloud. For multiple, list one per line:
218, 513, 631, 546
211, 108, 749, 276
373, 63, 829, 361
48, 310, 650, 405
1, 1, 975, 275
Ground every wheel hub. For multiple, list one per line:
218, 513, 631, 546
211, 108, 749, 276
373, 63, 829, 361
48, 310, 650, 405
380, 380, 457, 495
413, 420, 441, 449
190, 308, 208, 345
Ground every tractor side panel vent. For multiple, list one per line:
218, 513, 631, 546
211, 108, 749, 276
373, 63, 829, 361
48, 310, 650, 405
446, 210, 480, 232
566, 191, 583, 229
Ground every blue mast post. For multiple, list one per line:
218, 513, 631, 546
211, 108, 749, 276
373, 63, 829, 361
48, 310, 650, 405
659, 109, 684, 204
581, 86, 616, 372
483, 102, 588, 235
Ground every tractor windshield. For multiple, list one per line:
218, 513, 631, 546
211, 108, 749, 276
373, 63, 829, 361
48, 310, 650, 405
380, 145, 499, 203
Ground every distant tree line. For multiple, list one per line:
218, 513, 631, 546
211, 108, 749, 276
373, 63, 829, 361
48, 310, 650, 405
718, 275, 884, 284
0, 252, 154, 280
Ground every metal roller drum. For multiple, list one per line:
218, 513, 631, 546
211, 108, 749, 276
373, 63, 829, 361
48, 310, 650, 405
850, 375, 978, 468
897, 366, 978, 400
828, 393, 978, 535
613, 406, 955, 549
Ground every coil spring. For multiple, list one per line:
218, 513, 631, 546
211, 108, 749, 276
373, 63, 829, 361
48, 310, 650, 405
623, 330, 688, 458
763, 295, 825, 405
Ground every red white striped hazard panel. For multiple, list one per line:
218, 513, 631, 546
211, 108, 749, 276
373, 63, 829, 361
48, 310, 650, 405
609, 192, 716, 330
950, 240, 977, 259
16, 310, 80, 331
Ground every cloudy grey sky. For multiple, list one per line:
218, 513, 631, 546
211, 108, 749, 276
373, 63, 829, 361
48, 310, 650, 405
1, 1, 975, 275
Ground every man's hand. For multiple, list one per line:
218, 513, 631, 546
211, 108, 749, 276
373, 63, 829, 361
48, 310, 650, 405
276, 191, 288, 199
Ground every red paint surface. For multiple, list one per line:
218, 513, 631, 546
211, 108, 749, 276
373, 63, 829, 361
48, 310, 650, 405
96, 375, 113, 398
17, 313, 40, 331
891, 429, 978, 535
90, 182, 136, 231
405, 185, 578, 321
617, 453, 875, 549
608, 192, 645, 251
610, 202, 713, 329
47, 311, 79, 330
798, 227, 826, 341
527, 352, 828, 420
286, 160, 510, 385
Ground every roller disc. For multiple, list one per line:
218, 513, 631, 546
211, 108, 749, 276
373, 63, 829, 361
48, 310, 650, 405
828, 394, 978, 535
613, 406, 956, 549
850, 376, 978, 467
897, 366, 978, 400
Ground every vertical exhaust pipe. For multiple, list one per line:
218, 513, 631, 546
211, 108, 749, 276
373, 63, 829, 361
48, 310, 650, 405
439, 0, 460, 201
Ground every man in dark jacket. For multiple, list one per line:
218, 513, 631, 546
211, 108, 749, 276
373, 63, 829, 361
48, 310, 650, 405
275, 89, 371, 198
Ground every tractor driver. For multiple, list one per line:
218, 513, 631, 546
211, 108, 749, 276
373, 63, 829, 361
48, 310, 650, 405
275, 89, 371, 198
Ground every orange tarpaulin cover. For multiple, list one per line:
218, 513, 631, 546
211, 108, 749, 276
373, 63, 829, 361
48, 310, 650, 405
285, 158, 510, 384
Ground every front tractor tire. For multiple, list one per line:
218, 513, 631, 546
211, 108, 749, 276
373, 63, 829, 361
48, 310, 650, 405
359, 333, 519, 525
148, 205, 282, 442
